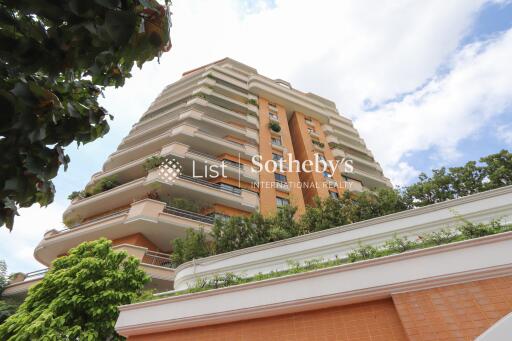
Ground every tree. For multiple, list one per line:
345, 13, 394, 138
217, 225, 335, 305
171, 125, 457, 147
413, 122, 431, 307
0, 260, 17, 325
170, 229, 212, 267
0, 0, 171, 230
481, 149, 512, 190
0, 238, 149, 340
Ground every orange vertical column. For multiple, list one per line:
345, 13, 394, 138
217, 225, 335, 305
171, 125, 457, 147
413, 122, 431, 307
257, 98, 306, 216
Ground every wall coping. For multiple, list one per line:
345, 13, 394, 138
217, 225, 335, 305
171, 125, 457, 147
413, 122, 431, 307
115, 231, 512, 336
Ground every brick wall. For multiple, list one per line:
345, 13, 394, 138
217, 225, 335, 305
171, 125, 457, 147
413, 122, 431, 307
128, 299, 408, 341
392, 276, 512, 341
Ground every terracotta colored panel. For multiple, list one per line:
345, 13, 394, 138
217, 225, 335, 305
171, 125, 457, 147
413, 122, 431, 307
392, 276, 512, 341
128, 299, 407, 341
112, 233, 160, 252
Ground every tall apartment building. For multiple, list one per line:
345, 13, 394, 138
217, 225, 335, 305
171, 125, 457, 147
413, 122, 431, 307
3, 58, 390, 296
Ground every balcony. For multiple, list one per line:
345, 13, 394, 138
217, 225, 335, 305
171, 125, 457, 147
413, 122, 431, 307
120, 108, 259, 151
63, 168, 258, 232
163, 206, 214, 225
103, 123, 258, 171
39, 199, 216, 267
2, 269, 48, 297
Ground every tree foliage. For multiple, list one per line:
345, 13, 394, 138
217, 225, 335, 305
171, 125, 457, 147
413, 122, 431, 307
0, 238, 149, 340
404, 149, 512, 206
0, 0, 171, 230
171, 229, 211, 267
170, 150, 512, 266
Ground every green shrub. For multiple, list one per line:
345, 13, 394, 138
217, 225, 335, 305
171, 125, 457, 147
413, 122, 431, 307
311, 140, 324, 148
67, 191, 84, 201
419, 229, 457, 246
82, 176, 120, 198
169, 197, 200, 213
143, 155, 166, 172
383, 235, 416, 254
171, 229, 212, 267
347, 243, 380, 262
247, 98, 258, 106
268, 121, 281, 133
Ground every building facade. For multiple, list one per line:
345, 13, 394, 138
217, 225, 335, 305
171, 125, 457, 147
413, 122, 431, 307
4, 58, 390, 296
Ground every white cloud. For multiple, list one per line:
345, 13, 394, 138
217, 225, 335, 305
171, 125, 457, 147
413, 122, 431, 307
356, 28, 512, 184
497, 123, 512, 145
0, 204, 65, 273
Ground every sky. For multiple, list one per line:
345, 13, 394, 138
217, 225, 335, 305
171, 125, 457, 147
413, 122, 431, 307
2, 0, 512, 274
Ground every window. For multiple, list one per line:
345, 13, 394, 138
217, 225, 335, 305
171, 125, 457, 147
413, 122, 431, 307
269, 112, 279, 121
271, 136, 282, 146
207, 212, 230, 222
323, 171, 332, 178
272, 153, 283, 161
307, 127, 315, 134
221, 159, 243, 169
276, 197, 290, 207
329, 191, 339, 199
274, 173, 287, 184
317, 153, 326, 161
219, 183, 241, 194
305, 116, 313, 124
311, 139, 324, 148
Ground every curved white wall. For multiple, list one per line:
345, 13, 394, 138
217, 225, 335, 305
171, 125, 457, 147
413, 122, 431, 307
174, 186, 512, 290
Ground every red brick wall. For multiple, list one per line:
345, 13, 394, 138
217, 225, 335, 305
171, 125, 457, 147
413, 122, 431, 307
128, 299, 408, 341
392, 276, 512, 341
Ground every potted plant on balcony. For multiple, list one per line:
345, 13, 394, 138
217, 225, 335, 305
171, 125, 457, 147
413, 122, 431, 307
268, 121, 281, 133
312, 140, 324, 148
143, 155, 166, 172
247, 98, 258, 107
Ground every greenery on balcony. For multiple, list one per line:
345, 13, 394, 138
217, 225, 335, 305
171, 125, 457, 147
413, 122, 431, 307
328, 142, 343, 150
268, 121, 281, 133
246, 98, 258, 107
147, 218, 512, 301
67, 176, 120, 201
311, 140, 325, 148
168, 197, 201, 213
142, 155, 166, 172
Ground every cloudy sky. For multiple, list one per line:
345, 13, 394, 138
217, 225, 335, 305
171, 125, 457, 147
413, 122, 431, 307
2, 0, 512, 274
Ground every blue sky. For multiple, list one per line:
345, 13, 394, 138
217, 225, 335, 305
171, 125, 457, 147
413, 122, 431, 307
2, 0, 512, 274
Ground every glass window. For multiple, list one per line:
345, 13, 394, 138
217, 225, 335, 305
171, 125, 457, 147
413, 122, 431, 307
329, 191, 339, 199
317, 153, 326, 161
323, 171, 332, 178
274, 173, 287, 183
269, 112, 279, 121
307, 127, 315, 134
271, 136, 282, 146
276, 197, 290, 207
272, 153, 283, 161
305, 116, 313, 123
219, 183, 241, 194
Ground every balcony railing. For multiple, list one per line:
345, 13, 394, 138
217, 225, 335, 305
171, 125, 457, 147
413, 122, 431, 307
179, 174, 242, 195
163, 206, 214, 224
26, 268, 48, 279
142, 250, 173, 268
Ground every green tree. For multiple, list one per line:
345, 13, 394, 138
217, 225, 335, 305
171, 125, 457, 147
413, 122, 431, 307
0, 260, 17, 325
480, 149, 512, 190
300, 197, 348, 233
0, 238, 149, 340
171, 229, 211, 267
0, 0, 171, 230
